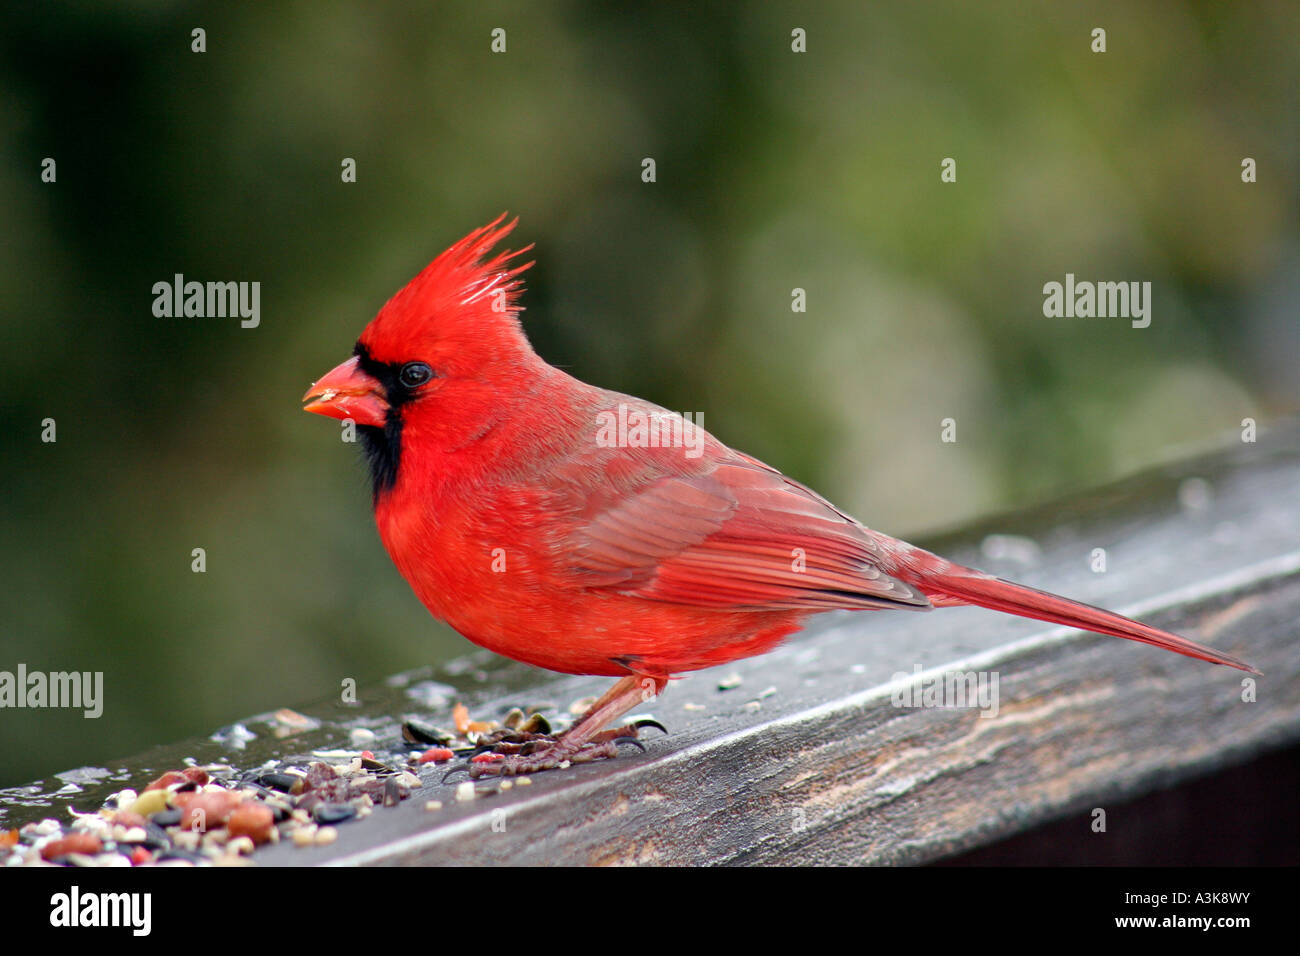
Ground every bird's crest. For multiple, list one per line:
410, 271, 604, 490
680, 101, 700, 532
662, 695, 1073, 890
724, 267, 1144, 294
360, 213, 536, 365
440, 213, 535, 309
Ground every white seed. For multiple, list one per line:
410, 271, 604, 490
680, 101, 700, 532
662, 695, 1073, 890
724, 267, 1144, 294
228, 836, 255, 855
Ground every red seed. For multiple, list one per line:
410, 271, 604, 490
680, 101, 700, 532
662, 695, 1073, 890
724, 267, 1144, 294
130, 847, 152, 865
418, 748, 455, 763
226, 803, 275, 845
144, 770, 187, 791
113, 811, 148, 829
173, 790, 243, 830
41, 833, 103, 860
452, 703, 470, 734
361, 750, 375, 760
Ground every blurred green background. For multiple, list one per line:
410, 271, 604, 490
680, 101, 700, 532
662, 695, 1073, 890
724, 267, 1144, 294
1, 1, 1296, 785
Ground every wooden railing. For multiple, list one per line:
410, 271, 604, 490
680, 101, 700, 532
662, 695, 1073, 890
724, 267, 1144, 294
6, 422, 1298, 865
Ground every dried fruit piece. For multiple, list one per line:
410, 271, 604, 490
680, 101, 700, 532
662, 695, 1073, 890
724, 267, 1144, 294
41, 833, 103, 860
173, 790, 243, 830
129, 789, 171, 818
226, 804, 275, 845
144, 771, 187, 792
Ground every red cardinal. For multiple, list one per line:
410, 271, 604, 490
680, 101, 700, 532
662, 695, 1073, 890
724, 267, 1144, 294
304, 215, 1257, 775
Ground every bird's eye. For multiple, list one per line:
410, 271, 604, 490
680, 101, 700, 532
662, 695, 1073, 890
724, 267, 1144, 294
399, 362, 434, 389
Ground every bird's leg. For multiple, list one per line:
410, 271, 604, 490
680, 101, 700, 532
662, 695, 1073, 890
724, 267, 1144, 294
467, 674, 667, 777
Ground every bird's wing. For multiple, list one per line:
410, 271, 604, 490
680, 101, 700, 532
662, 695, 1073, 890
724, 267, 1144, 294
554, 446, 930, 612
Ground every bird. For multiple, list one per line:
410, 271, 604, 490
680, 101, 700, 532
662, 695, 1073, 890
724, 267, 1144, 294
303, 214, 1257, 776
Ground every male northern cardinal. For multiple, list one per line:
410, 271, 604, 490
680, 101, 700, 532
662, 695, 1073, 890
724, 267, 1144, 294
304, 215, 1256, 776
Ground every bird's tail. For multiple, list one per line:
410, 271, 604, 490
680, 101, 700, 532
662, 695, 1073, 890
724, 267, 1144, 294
902, 563, 1259, 675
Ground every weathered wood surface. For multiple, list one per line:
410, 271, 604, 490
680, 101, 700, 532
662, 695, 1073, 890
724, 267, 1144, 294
7, 423, 1298, 865
270, 424, 1299, 865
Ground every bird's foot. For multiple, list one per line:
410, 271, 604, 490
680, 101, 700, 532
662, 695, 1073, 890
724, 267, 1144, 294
459, 719, 666, 779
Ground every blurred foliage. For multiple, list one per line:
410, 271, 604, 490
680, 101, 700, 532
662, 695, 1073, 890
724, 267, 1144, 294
0, 1, 1296, 784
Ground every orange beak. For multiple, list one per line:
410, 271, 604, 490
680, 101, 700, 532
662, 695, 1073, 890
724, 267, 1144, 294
302, 356, 389, 428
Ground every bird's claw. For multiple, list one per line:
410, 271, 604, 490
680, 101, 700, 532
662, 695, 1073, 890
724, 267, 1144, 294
630, 717, 668, 736
442, 716, 669, 780
441, 763, 473, 783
